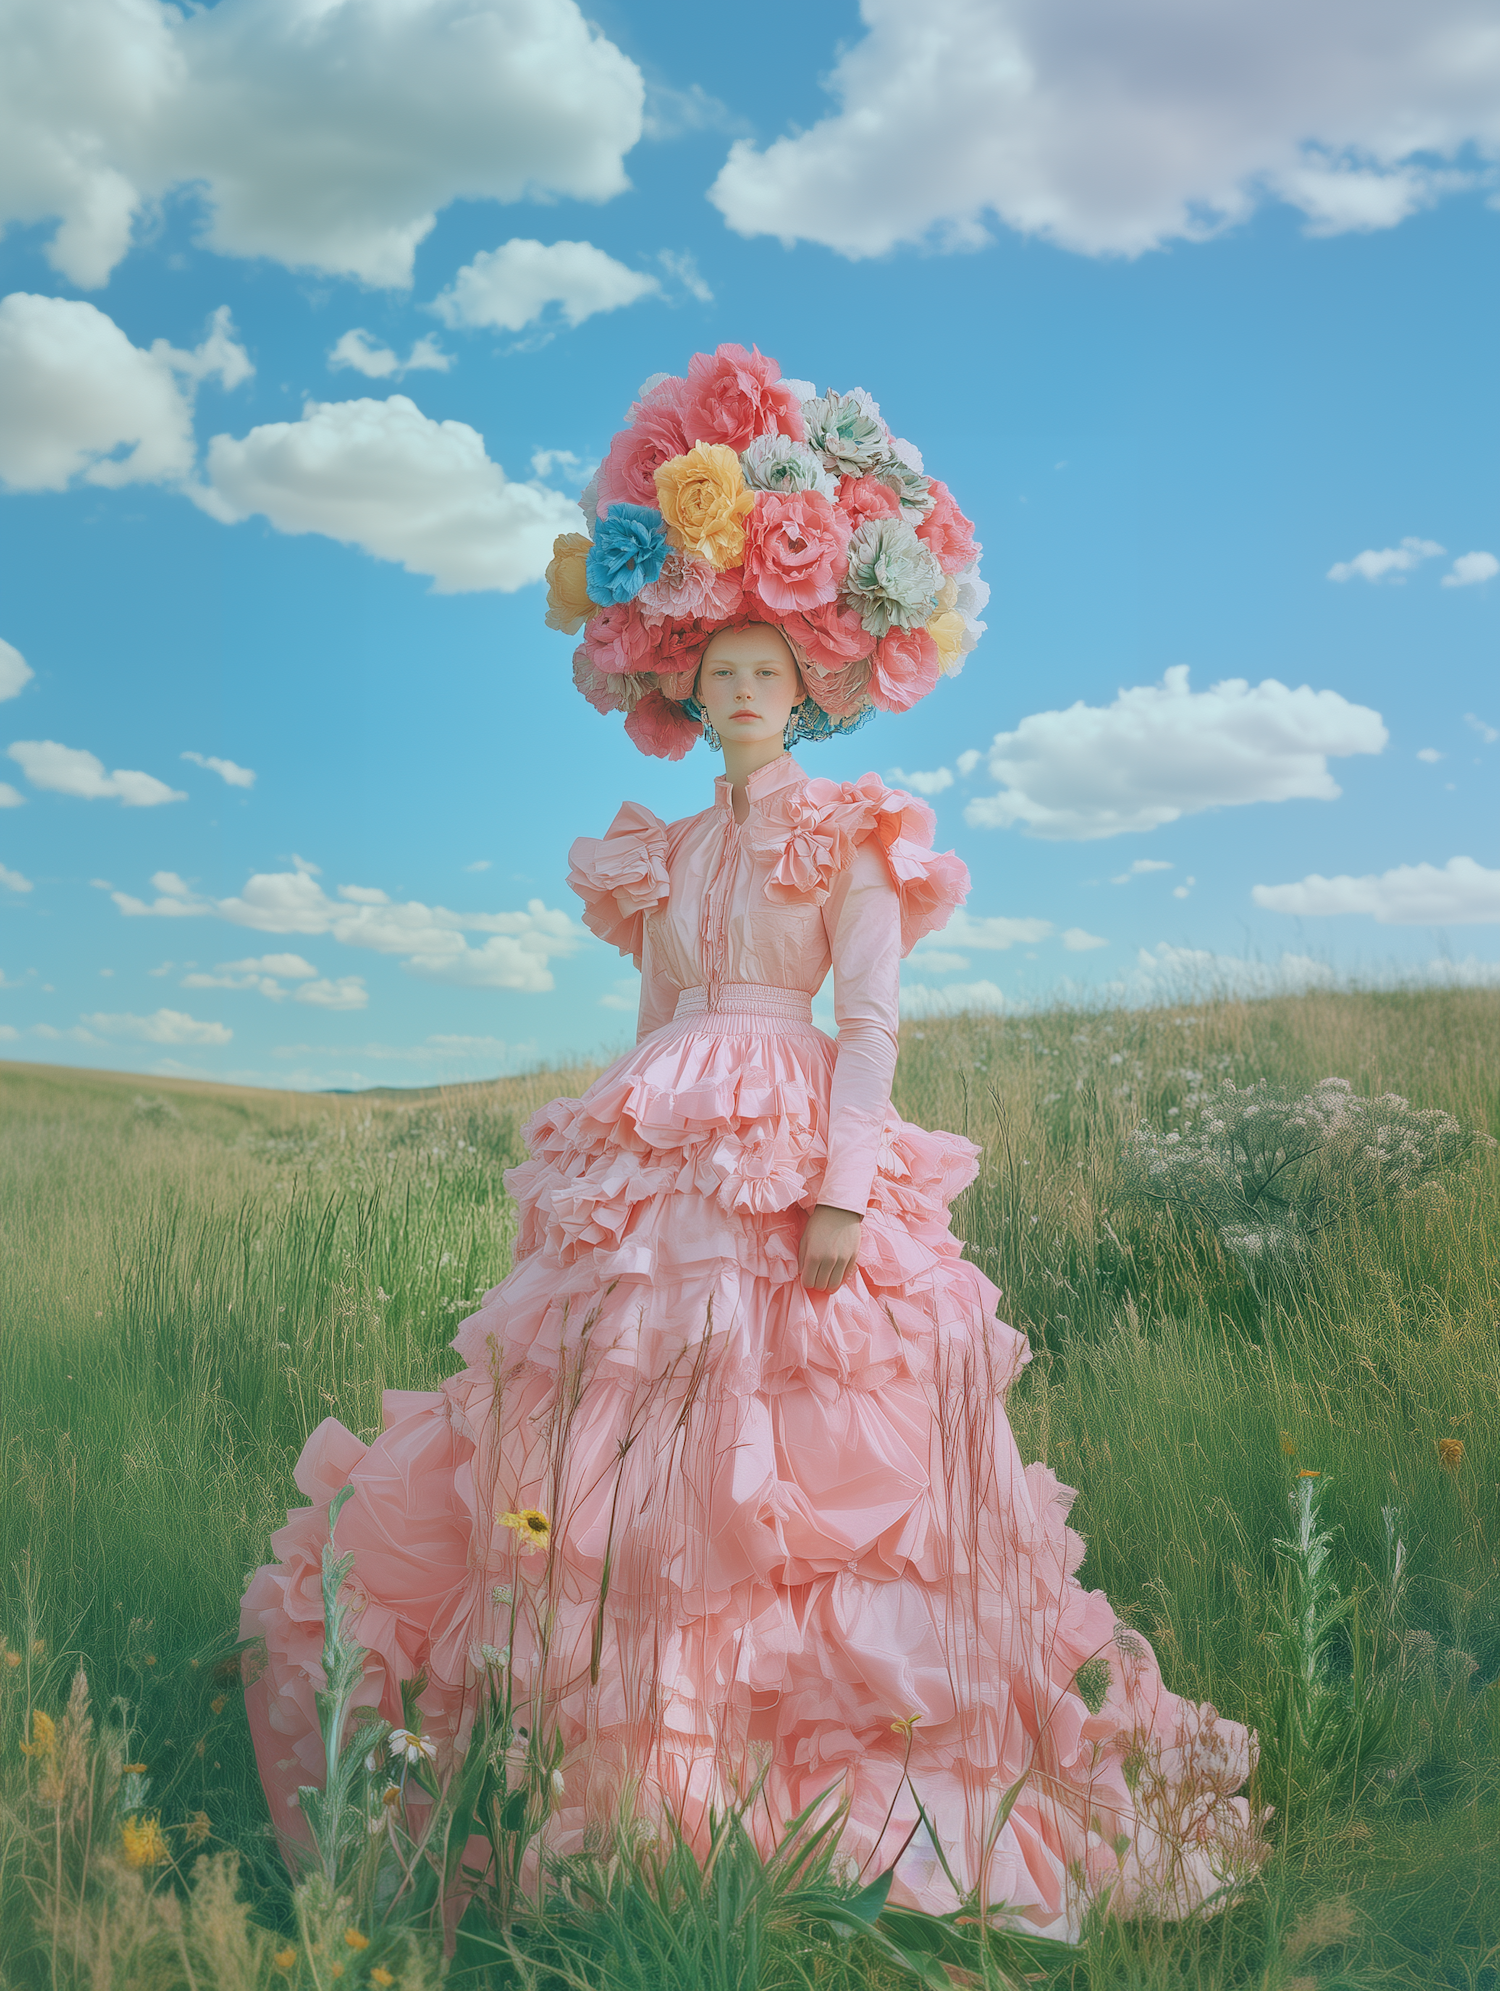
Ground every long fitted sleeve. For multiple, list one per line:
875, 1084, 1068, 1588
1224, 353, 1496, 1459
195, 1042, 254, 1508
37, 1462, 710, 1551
635, 917, 681, 1043
817, 838, 902, 1214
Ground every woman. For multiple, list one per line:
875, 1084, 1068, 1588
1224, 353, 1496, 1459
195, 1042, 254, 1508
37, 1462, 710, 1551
242, 347, 1258, 1937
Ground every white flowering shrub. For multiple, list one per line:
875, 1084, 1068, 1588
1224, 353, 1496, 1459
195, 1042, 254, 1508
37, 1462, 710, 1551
1123, 1077, 1490, 1265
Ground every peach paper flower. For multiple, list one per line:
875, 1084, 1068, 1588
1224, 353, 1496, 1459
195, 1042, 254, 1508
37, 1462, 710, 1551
655, 444, 756, 571
742, 490, 852, 615
544, 533, 593, 635
868, 626, 940, 713
682, 343, 805, 453
916, 480, 979, 574
837, 473, 901, 532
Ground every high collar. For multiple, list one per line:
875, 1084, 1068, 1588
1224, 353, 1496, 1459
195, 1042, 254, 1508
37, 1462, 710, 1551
712, 753, 805, 815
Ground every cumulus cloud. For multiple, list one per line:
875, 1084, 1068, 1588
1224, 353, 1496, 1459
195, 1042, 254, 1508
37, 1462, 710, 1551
1252, 855, 1500, 924
181, 750, 255, 788
1111, 858, 1174, 883
81, 1007, 232, 1045
111, 863, 583, 991
0, 860, 33, 892
179, 954, 363, 1005
0, 295, 250, 493
0, 638, 34, 702
1061, 927, 1108, 950
1442, 550, 1499, 588
0, 786, 24, 809
1465, 713, 1499, 745
197, 394, 578, 592
8, 739, 186, 806
0, 0, 645, 289
1416, 747, 1444, 763
430, 239, 659, 333
900, 979, 1008, 1017
938, 910, 1057, 950
887, 766, 953, 796
1326, 536, 1444, 582
328, 329, 452, 379
708, 0, 1500, 260
964, 666, 1387, 840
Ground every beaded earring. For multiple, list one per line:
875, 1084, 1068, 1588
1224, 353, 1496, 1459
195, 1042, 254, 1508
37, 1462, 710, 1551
701, 717, 721, 751
783, 702, 806, 750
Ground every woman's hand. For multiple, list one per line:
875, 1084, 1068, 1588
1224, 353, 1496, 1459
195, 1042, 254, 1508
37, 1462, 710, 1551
799, 1203, 863, 1291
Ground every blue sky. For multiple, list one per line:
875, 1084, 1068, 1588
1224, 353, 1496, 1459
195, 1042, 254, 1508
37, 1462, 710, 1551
1, 0, 1497, 1089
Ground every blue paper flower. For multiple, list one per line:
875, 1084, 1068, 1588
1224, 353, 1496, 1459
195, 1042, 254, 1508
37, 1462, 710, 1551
585, 504, 669, 604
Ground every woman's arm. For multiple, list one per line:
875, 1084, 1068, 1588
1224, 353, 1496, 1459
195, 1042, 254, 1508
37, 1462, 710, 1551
804, 838, 902, 1283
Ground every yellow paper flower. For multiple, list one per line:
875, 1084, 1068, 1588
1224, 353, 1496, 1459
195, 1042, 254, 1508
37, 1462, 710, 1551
545, 533, 595, 634
654, 444, 756, 571
925, 575, 966, 675
119, 1814, 169, 1868
498, 1507, 551, 1553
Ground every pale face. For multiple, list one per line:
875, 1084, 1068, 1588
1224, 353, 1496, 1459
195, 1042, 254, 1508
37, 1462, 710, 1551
697, 624, 802, 749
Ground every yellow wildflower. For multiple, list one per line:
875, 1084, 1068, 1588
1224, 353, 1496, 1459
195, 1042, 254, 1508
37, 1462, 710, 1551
1297, 1469, 1321, 1478
371, 1971, 395, 1989
1437, 1437, 1465, 1472
20, 1710, 56, 1757
30, 1639, 45, 1658
273, 1951, 297, 1973
123, 1762, 148, 1774
654, 444, 756, 571
498, 1508, 551, 1553
3, 1651, 19, 1669
889, 1713, 922, 1739
210, 1695, 227, 1714
344, 1928, 369, 1950
544, 532, 595, 635
119, 1814, 169, 1868
1279, 1430, 1296, 1457
330, 1966, 344, 1981
183, 1810, 212, 1846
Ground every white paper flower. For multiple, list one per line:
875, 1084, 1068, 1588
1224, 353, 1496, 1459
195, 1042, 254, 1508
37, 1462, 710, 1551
953, 561, 990, 654
802, 392, 890, 478
740, 433, 837, 499
843, 518, 943, 636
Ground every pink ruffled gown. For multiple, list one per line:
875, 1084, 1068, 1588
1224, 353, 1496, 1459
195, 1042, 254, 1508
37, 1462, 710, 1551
241, 754, 1258, 1937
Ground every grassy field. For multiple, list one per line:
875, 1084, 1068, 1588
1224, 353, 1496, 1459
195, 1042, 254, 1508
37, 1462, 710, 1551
1, 988, 1497, 1988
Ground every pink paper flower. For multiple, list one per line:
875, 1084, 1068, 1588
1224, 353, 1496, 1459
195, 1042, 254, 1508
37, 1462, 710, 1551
868, 626, 940, 712
583, 601, 654, 675
682, 344, 805, 454
836, 473, 901, 532
916, 481, 979, 574
640, 618, 708, 681
637, 549, 744, 623
779, 598, 873, 674
802, 656, 872, 718
742, 491, 852, 615
596, 378, 690, 511
623, 688, 703, 760
572, 647, 627, 714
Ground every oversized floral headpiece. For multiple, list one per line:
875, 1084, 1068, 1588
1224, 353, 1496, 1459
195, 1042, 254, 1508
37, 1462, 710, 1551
543, 345, 988, 759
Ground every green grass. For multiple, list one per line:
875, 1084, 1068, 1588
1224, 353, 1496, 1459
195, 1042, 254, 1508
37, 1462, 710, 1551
1, 990, 1497, 1987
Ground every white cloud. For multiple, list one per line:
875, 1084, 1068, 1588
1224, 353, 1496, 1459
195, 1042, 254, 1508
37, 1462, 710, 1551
0, 786, 24, 809
8, 739, 186, 806
906, 949, 969, 973
1465, 713, 1499, 745
111, 864, 582, 991
1122, 945, 1336, 999
887, 765, 953, 797
329, 329, 452, 379
463, 858, 492, 873
181, 750, 255, 788
1442, 550, 1499, 588
964, 666, 1387, 840
657, 248, 714, 304
1326, 536, 1445, 582
0, 0, 644, 290
198, 394, 578, 592
901, 979, 1009, 1018
222, 952, 316, 978
82, 1007, 232, 1045
1416, 747, 1444, 763
955, 749, 983, 777
1061, 927, 1108, 951
0, 860, 33, 893
708, 0, 1500, 260
599, 975, 639, 1012
430, 239, 659, 333
1172, 875, 1197, 899
0, 295, 250, 492
294, 976, 368, 1011
1111, 858, 1174, 883
0, 638, 34, 702
931, 910, 1056, 951
1252, 855, 1500, 924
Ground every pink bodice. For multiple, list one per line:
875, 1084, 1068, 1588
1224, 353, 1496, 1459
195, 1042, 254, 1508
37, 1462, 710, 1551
567, 754, 969, 1213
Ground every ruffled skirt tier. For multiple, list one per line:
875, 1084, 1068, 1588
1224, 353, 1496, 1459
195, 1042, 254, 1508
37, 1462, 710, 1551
242, 1011, 1257, 1938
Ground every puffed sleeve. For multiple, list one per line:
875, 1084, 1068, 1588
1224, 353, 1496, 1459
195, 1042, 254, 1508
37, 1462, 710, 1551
566, 801, 670, 966
635, 915, 681, 1043
817, 838, 902, 1216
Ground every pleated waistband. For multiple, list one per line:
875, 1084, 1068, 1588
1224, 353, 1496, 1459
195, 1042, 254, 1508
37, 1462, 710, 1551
673, 982, 816, 1028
